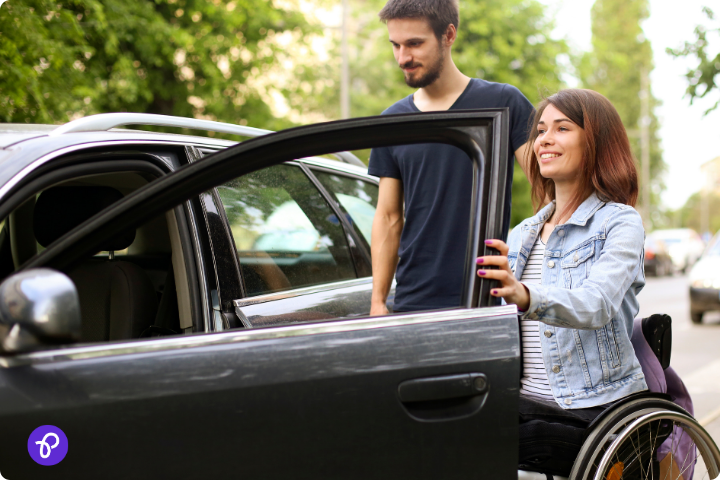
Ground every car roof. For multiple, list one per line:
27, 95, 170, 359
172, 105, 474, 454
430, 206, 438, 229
0, 115, 372, 198
0, 124, 57, 148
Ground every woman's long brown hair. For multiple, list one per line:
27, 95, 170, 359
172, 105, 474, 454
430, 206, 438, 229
525, 89, 639, 221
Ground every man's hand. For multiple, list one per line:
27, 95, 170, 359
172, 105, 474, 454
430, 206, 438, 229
370, 302, 389, 316
476, 239, 530, 311
370, 177, 403, 315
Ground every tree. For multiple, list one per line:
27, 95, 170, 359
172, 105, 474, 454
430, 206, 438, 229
672, 190, 720, 235
667, 7, 719, 115
0, 0, 314, 130
578, 0, 666, 226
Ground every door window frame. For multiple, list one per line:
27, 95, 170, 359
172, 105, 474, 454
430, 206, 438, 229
196, 159, 371, 319
17, 110, 511, 323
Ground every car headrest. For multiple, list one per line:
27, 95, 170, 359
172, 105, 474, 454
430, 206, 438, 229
34, 186, 136, 251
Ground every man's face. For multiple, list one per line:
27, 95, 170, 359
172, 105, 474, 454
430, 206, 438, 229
387, 18, 446, 88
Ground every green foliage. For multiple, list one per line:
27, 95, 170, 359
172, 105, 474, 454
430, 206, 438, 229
510, 165, 534, 228
0, 0, 312, 129
578, 0, 665, 224
671, 190, 720, 235
453, 0, 566, 105
667, 7, 719, 115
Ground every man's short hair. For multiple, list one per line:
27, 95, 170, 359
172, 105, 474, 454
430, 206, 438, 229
378, 0, 459, 40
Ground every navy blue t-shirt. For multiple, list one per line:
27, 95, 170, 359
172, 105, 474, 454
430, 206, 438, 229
369, 78, 534, 312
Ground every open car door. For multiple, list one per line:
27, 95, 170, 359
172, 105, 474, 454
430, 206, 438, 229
0, 111, 521, 480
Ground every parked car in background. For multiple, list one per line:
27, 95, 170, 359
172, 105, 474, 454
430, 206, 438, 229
643, 235, 673, 276
689, 232, 720, 324
650, 228, 705, 273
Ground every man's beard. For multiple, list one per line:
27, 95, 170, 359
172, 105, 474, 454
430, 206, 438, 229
402, 48, 445, 88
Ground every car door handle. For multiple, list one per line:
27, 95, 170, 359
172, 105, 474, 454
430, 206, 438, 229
398, 373, 488, 403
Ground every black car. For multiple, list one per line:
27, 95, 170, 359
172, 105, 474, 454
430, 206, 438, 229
0, 111, 521, 479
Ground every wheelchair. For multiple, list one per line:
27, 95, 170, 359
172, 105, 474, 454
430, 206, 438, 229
518, 314, 720, 480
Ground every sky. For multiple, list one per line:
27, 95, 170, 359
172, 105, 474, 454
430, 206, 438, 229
539, 0, 720, 210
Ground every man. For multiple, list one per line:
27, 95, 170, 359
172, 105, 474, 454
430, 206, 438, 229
369, 0, 535, 314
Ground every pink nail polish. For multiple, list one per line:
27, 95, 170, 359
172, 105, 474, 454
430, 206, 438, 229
485, 240, 493, 245
476, 258, 484, 264
478, 270, 486, 275
492, 290, 498, 295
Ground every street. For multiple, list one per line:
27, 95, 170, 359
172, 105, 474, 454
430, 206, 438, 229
637, 273, 720, 441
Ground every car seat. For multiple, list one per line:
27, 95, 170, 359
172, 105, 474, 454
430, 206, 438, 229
33, 186, 158, 342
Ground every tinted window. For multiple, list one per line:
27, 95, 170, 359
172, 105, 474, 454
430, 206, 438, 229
216, 164, 356, 296
313, 171, 378, 249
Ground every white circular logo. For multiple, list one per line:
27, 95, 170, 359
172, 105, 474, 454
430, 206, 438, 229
35, 432, 60, 459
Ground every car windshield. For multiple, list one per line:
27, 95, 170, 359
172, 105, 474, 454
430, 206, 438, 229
707, 237, 720, 256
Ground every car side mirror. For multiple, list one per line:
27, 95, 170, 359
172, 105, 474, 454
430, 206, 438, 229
0, 269, 81, 353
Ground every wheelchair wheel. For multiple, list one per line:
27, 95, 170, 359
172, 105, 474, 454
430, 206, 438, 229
570, 399, 720, 480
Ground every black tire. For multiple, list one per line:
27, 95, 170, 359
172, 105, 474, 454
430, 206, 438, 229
691, 311, 704, 324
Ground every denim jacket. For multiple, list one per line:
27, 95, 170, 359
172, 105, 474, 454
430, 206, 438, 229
508, 192, 649, 409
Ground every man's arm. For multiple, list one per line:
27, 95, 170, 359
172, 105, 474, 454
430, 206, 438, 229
370, 177, 404, 316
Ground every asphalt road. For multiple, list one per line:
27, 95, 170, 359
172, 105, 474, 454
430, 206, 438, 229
636, 273, 720, 443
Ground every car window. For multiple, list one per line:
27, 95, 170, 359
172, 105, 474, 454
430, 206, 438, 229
313, 171, 378, 248
216, 164, 357, 297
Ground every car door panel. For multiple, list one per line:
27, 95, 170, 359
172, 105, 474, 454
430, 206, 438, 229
0, 306, 519, 479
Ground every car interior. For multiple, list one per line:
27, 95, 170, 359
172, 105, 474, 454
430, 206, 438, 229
0, 171, 192, 345
0, 146, 382, 351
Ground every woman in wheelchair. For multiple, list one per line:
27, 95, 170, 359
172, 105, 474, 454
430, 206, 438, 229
477, 89, 719, 480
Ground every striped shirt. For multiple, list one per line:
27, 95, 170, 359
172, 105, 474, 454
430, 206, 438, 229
518, 236, 554, 400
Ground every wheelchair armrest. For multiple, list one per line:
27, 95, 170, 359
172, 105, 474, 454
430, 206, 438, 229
641, 313, 672, 370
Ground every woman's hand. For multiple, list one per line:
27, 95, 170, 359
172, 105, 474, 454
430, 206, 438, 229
477, 239, 531, 311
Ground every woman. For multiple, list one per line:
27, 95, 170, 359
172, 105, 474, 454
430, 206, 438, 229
476, 89, 648, 474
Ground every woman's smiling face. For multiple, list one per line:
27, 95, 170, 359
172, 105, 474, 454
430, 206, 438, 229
533, 104, 586, 184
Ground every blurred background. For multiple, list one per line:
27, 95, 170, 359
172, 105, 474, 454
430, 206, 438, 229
1, 0, 720, 441
1, 0, 718, 292
1, 0, 717, 231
